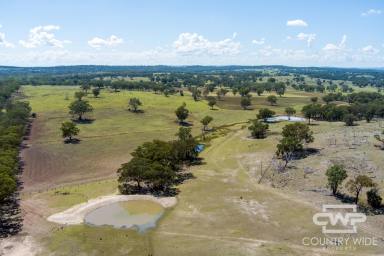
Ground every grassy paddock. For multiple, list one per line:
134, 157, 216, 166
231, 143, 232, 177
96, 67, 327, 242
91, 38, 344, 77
21, 85, 384, 255
22, 85, 315, 191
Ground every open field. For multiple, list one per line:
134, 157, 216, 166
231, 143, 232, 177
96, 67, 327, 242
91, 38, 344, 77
20, 85, 320, 192
22, 120, 384, 256
14, 85, 384, 255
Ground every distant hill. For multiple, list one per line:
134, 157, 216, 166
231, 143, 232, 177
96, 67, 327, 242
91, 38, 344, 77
0, 65, 383, 76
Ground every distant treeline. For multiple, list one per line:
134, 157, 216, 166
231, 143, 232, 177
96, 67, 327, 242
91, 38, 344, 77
0, 71, 266, 89
0, 66, 384, 91
302, 92, 384, 123
280, 67, 384, 88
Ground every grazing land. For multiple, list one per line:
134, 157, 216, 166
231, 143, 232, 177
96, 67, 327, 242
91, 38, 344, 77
12, 82, 384, 255
20, 85, 322, 191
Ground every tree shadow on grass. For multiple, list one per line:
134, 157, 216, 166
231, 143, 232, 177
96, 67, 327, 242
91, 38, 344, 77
292, 147, 320, 160
73, 118, 95, 124
179, 121, 193, 127
333, 193, 384, 216
174, 172, 195, 185
128, 109, 145, 114
64, 138, 81, 144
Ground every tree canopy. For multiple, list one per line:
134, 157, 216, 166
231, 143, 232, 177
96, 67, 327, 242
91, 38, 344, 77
326, 165, 347, 195
69, 99, 93, 120
175, 103, 189, 123
61, 121, 79, 142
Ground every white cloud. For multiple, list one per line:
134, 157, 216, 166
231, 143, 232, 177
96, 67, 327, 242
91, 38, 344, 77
286, 19, 308, 27
361, 45, 379, 54
173, 32, 240, 56
323, 35, 347, 51
0, 32, 15, 48
361, 9, 382, 16
296, 32, 316, 47
19, 25, 70, 48
232, 32, 237, 39
88, 35, 123, 48
252, 38, 265, 45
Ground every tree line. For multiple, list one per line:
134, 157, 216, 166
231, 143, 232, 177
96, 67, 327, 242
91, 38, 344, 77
301, 92, 384, 125
0, 83, 31, 237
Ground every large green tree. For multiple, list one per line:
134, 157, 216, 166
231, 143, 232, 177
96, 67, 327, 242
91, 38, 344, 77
267, 95, 277, 106
200, 116, 213, 131
301, 104, 321, 125
69, 100, 93, 120
118, 157, 151, 191
60, 121, 80, 142
276, 123, 314, 167
74, 91, 87, 100
174, 127, 199, 162
207, 96, 217, 109
257, 108, 275, 122
285, 107, 296, 120
175, 103, 189, 124
326, 165, 347, 195
128, 97, 142, 112
248, 120, 269, 139
240, 96, 252, 110
92, 88, 100, 98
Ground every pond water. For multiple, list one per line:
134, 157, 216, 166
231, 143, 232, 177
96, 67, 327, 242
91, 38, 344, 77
84, 200, 165, 232
266, 115, 306, 122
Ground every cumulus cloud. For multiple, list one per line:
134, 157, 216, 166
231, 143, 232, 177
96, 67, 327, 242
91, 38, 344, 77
19, 25, 71, 48
0, 32, 15, 48
286, 19, 308, 27
88, 35, 123, 48
252, 38, 265, 45
361, 9, 382, 16
323, 35, 347, 51
361, 45, 379, 54
173, 32, 240, 56
296, 33, 316, 47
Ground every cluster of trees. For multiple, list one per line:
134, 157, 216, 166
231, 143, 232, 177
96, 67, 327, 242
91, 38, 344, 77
0, 80, 20, 107
291, 81, 326, 93
322, 91, 384, 104
290, 78, 354, 94
118, 127, 199, 194
284, 66, 384, 89
300, 92, 384, 125
242, 81, 287, 97
326, 165, 382, 208
0, 101, 31, 201
60, 90, 97, 143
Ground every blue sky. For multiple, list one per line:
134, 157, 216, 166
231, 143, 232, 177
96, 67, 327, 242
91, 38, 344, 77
0, 0, 383, 67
